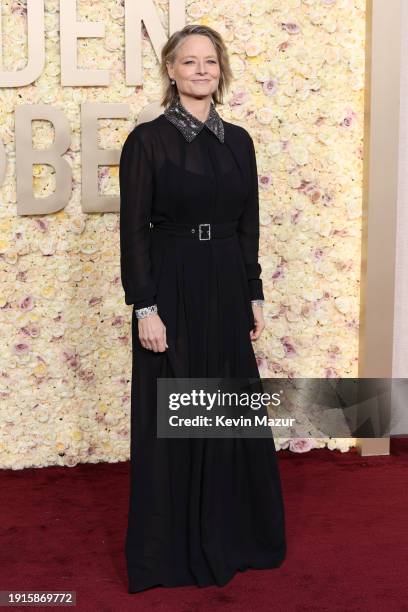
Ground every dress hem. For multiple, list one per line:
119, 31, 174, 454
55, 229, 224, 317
127, 552, 286, 593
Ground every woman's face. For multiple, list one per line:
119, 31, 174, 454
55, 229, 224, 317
167, 34, 221, 99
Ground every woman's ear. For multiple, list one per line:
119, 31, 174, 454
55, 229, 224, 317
165, 60, 173, 81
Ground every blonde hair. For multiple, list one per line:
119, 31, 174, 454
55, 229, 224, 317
159, 24, 233, 108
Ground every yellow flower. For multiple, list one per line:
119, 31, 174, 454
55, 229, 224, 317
0, 239, 10, 253
34, 363, 47, 376
41, 285, 56, 298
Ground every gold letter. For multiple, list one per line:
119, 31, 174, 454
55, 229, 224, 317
0, 0, 45, 87
60, 0, 109, 86
15, 105, 72, 215
81, 102, 130, 213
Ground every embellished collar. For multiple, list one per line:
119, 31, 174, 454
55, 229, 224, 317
163, 95, 225, 143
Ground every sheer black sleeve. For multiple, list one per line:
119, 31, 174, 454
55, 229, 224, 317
237, 133, 264, 301
119, 127, 157, 308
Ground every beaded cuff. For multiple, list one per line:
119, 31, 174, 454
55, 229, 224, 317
134, 304, 158, 319
251, 299, 264, 307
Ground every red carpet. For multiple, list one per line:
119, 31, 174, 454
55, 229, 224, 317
1, 438, 407, 611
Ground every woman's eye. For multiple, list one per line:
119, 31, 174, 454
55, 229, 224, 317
184, 60, 217, 64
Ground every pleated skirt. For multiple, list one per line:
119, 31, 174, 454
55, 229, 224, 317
125, 229, 287, 592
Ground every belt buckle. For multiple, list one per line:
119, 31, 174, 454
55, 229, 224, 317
198, 223, 211, 240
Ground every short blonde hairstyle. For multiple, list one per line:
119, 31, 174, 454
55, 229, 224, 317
160, 24, 233, 108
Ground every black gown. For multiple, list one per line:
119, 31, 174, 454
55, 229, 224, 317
119, 106, 287, 593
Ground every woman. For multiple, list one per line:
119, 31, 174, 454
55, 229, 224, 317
119, 24, 286, 593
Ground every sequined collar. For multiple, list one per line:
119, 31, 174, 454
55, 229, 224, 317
163, 95, 225, 143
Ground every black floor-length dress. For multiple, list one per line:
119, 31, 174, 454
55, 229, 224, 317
119, 96, 287, 593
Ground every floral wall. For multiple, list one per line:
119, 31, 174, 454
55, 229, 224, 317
0, 0, 365, 468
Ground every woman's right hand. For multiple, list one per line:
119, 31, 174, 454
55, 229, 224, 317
138, 313, 168, 352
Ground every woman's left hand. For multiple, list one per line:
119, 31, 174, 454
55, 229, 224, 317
250, 303, 265, 341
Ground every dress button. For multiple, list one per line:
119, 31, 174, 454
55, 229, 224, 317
191, 228, 195, 233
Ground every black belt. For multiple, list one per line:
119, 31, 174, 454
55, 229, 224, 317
150, 220, 238, 240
